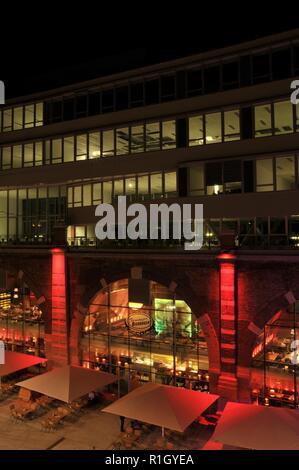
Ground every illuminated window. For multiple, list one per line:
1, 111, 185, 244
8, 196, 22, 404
67, 187, 73, 208
114, 179, 124, 197
164, 172, 177, 196
256, 159, 274, 191
274, 101, 293, 135
52, 139, 62, 164
24, 144, 34, 167
125, 177, 136, 195
150, 173, 163, 198
74, 186, 82, 207
189, 165, 204, 195
146, 122, 160, 152
103, 181, 112, 203
35, 103, 43, 126
224, 110, 240, 141
116, 127, 129, 155
137, 175, 149, 197
2, 147, 11, 169
76, 134, 87, 161
131, 125, 144, 153
162, 121, 176, 149
83, 185, 92, 206
3, 109, 12, 132
35, 142, 43, 166
13, 107, 23, 130
275, 156, 295, 191
63, 137, 74, 162
12, 145, 22, 169
205, 112, 222, 144
24, 104, 35, 128
254, 103, 272, 137
92, 183, 102, 204
188, 115, 203, 146
89, 132, 101, 159
102, 130, 114, 157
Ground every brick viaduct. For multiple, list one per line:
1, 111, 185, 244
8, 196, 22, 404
1, 247, 299, 402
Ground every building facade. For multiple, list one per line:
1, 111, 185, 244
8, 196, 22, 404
1, 29, 299, 405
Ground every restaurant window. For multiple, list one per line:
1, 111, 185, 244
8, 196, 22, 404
189, 165, 204, 195
206, 162, 223, 195
205, 112, 222, 144
188, 115, 204, 146
164, 172, 177, 197
137, 175, 149, 198
89, 132, 101, 159
146, 122, 160, 152
275, 155, 295, 191
116, 127, 129, 155
76, 134, 87, 161
93, 182, 102, 205
35, 142, 43, 166
83, 185, 92, 207
256, 158, 274, 192
13, 107, 23, 130
224, 110, 240, 141
162, 121, 176, 149
52, 139, 62, 164
103, 181, 112, 203
150, 173, 163, 198
63, 136, 74, 163
254, 103, 272, 137
131, 125, 144, 153
3, 109, 12, 132
24, 143, 33, 167
2, 147, 11, 169
102, 130, 114, 157
274, 100, 293, 135
24, 104, 35, 128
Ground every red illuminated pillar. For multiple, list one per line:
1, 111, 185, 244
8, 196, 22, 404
47, 248, 69, 366
217, 253, 238, 401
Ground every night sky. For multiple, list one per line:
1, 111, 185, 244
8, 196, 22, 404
1, 10, 298, 99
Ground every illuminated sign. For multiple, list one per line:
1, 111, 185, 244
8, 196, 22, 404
126, 311, 152, 334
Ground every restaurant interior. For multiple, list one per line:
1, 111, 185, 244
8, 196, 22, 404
81, 279, 210, 392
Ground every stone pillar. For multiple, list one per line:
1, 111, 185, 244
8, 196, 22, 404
46, 248, 69, 367
217, 253, 238, 401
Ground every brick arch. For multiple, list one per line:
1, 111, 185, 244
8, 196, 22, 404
71, 264, 219, 373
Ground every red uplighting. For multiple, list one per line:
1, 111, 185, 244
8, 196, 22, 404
217, 253, 236, 261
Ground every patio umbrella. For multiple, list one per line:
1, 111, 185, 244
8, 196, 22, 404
102, 382, 219, 433
0, 351, 47, 377
16, 365, 118, 403
212, 402, 299, 450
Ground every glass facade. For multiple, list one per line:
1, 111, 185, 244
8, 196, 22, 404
0, 102, 43, 132
81, 280, 209, 391
252, 307, 299, 408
